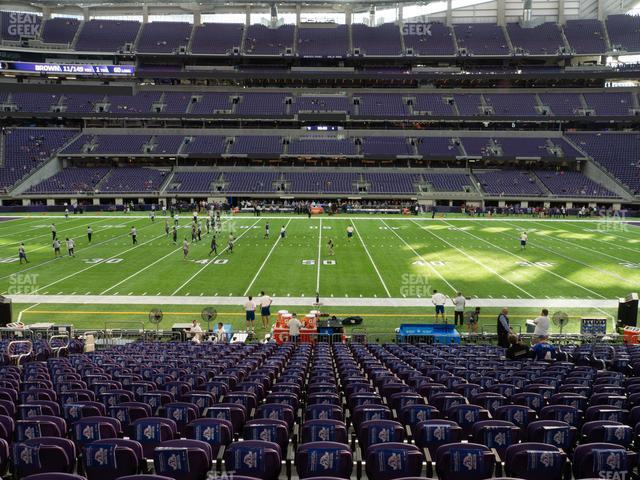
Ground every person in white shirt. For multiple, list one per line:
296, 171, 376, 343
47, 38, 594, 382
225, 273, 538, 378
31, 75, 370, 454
520, 231, 528, 250
188, 319, 204, 343
66, 238, 75, 257
259, 291, 272, 330
532, 308, 550, 343
287, 313, 302, 343
453, 292, 466, 326
214, 322, 227, 343
244, 296, 256, 333
432, 289, 447, 322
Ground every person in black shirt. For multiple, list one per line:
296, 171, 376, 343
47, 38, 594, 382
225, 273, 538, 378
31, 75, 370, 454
506, 334, 531, 360
497, 308, 514, 348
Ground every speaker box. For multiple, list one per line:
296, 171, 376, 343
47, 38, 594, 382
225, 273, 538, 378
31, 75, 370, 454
0, 296, 12, 327
618, 293, 639, 327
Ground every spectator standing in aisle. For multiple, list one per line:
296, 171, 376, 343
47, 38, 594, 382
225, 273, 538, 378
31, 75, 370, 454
431, 289, 447, 322
453, 292, 466, 326
244, 296, 256, 334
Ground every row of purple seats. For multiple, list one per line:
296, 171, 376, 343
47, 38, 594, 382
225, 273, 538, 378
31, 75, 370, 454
4, 90, 637, 117
26, 167, 111, 194
0, 128, 78, 193
4, 341, 640, 480
57, 133, 590, 159
5, 12, 640, 55
534, 170, 617, 197
568, 132, 640, 195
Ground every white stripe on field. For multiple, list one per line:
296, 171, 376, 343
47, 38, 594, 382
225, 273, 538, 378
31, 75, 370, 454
0, 217, 143, 284
439, 218, 607, 299
243, 218, 292, 296
173, 218, 262, 296
499, 219, 640, 287
0, 217, 99, 251
316, 218, 322, 294
28, 226, 167, 295
102, 219, 233, 295
413, 219, 535, 299
380, 219, 457, 294
526, 219, 640, 256
352, 220, 391, 297
2, 217, 115, 255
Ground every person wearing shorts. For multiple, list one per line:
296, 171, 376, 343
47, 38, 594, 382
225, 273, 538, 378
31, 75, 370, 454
259, 291, 272, 330
431, 289, 446, 322
244, 296, 256, 333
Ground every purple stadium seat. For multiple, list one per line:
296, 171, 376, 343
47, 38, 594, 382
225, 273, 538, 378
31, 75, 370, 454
504, 443, 566, 480
224, 440, 282, 480
83, 439, 144, 480
153, 440, 212, 480
296, 442, 353, 479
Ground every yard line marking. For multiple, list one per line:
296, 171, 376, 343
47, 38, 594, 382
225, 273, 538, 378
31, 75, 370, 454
101, 219, 231, 295
526, 219, 640, 255
414, 220, 534, 299
243, 219, 291, 296
0, 218, 143, 283
380, 219, 457, 294
17, 302, 40, 323
0, 217, 31, 231
316, 218, 322, 294
498, 222, 640, 287
27, 226, 167, 295
353, 220, 391, 298
439, 219, 607, 299
0, 217, 115, 253
0, 217, 99, 250
173, 219, 261, 296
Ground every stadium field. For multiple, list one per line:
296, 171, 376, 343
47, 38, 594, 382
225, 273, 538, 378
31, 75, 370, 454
0, 213, 638, 304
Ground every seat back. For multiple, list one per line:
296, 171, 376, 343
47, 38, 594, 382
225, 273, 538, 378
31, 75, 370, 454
301, 419, 348, 444
295, 441, 353, 479
365, 442, 423, 480
154, 440, 212, 480
223, 440, 282, 480
435, 442, 496, 480
83, 439, 143, 480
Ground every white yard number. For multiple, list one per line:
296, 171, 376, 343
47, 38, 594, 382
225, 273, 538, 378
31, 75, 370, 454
0, 257, 18, 263
620, 262, 640, 269
379, 226, 399, 230
303, 259, 336, 265
83, 258, 123, 264
194, 259, 229, 265
412, 260, 445, 266
517, 261, 553, 267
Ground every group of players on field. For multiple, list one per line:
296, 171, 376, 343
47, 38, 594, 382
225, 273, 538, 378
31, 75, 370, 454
16, 212, 531, 264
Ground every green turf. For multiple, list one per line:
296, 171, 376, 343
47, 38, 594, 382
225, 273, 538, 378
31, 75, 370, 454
1, 213, 638, 300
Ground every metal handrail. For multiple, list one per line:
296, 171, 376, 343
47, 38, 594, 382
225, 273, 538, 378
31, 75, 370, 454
7, 340, 32, 366
49, 334, 70, 358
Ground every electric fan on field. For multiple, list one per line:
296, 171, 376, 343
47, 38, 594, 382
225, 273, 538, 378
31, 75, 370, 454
552, 311, 569, 334
148, 308, 163, 334
201, 307, 218, 332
